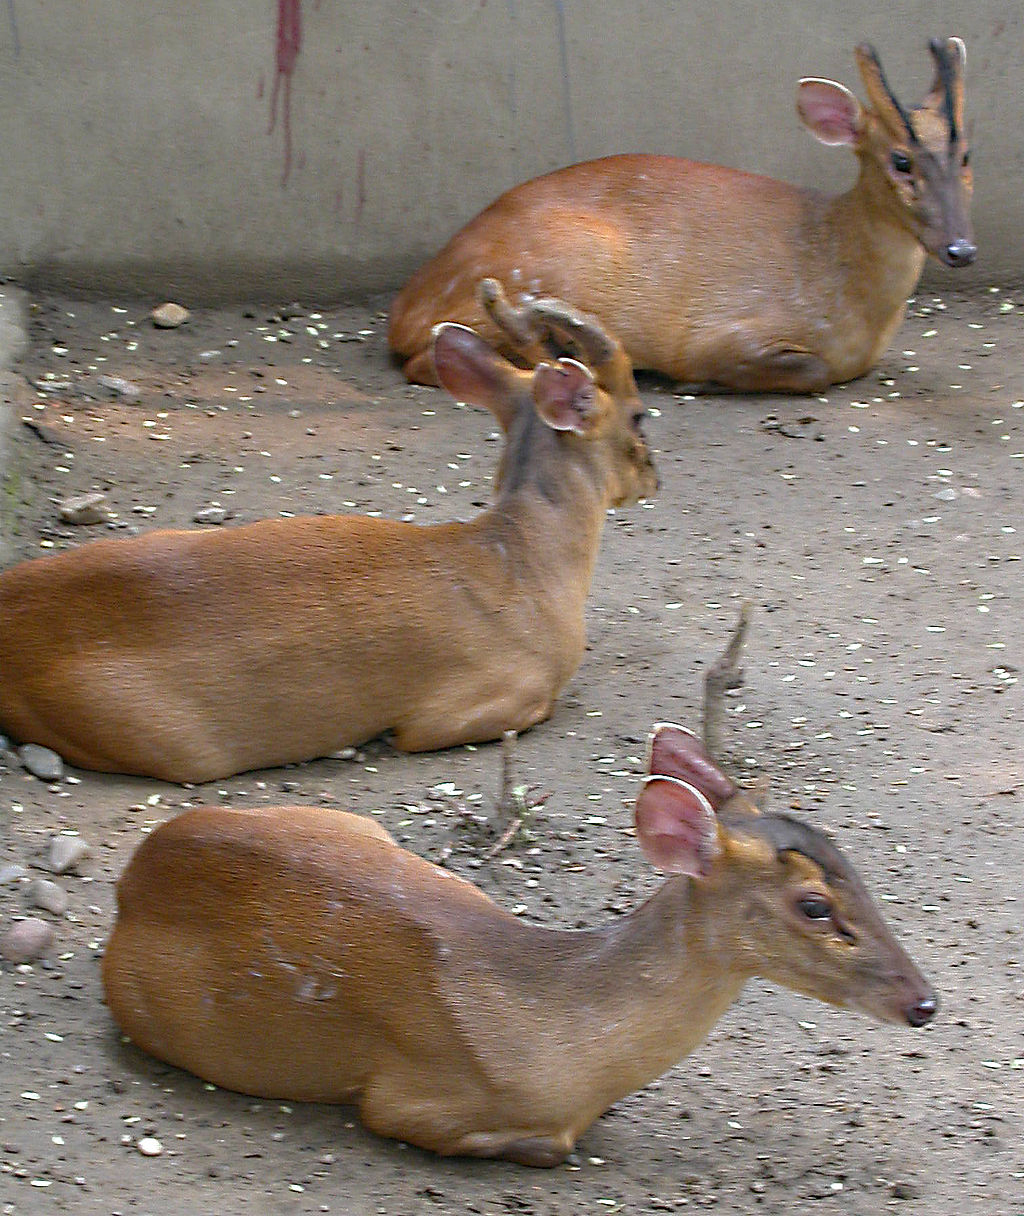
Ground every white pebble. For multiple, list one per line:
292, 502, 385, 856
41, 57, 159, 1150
194, 505, 228, 526
137, 1137, 163, 1157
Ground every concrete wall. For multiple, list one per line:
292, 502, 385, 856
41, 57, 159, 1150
0, 0, 1019, 300
0, 286, 28, 565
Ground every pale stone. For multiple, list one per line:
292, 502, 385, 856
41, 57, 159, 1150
0, 918, 55, 962
151, 302, 189, 329
18, 744, 64, 781
26, 878, 69, 916
58, 492, 110, 526
48, 836, 91, 875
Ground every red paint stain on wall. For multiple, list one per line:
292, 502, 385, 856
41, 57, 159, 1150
268, 0, 303, 186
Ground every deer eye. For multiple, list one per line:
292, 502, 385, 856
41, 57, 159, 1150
961, 149, 971, 168
797, 894, 833, 921
630, 408, 648, 433
890, 150, 913, 175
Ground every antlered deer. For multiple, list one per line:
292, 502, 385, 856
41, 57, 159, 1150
0, 283, 656, 782
389, 38, 973, 393
102, 613, 937, 1165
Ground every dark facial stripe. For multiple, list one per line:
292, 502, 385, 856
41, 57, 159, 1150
862, 43, 920, 146
720, 808, 854, 886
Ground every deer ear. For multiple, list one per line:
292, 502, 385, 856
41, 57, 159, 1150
532, 358, 602, 434
797, 78, 865, 146
646, 722, 737, 806
432, 323, 522, 431
635, 776, 721, 876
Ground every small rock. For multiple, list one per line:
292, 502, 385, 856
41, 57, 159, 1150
193, 505, 227, 526
26, 879, 69, 916
0, 733, 11, 751
0, 864, 29, 885
891, 1181, 918, 1200
96, 374, 142, 403
18, 743, 64, 781
1, 918, 55, 963
151, 302, 189, 329
58, 492, 110, 526
48, 836, 91, 875
137, 1137, 163, 1157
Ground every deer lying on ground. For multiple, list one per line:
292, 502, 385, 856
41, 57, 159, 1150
0, 282, 656, 783
102, 612, 937, 1166
389, 38, 974, 393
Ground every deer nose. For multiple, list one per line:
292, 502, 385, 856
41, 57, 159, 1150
943, 239, 976, 267
905, 993, 938, 1028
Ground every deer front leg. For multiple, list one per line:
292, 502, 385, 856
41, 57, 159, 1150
449, 1128, 577, 1167
358, 1071, 576, 1166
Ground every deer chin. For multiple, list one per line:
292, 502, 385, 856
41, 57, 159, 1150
849, 985, 939, 1028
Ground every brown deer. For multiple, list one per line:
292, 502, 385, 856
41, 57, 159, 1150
389, 38, 973, 393
102, 612, 937, 1165
0, 282, 656, 782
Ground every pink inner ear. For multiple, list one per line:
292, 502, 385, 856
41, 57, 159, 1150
432, 323, 519, 430
634, 777, 720, 876
797, 80, 862, 146
432, 324, 500, 399
532, 358, 596, 434
647, 723, 736, 805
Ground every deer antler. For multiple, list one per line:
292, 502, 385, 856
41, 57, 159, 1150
478, 278, 618, 370
703, 602, 752, 763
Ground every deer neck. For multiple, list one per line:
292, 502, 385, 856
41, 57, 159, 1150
476, 412, 610, 585
826, 162, 928, 319
505, 877, 751, 1109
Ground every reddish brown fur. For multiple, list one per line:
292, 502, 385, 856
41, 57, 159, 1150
102, 757, 935, 1164
389, 40, 973, 392
0, 314, 656, 782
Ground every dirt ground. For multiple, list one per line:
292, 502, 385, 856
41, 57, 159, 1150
1, 285, 1022, 1216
